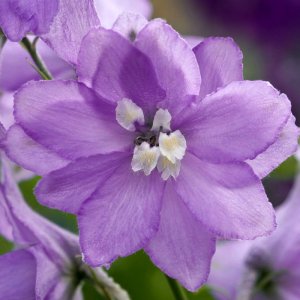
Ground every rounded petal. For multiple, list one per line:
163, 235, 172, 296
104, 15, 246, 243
42, 0, 100, 65
193, 37, 243, 99
112, 12, 148, 40
14, 80, 133, 160
146, 183, 216, 291
135, 19, 201, 115
36, 152, 129, 214
78, 161, 165, 266
4, 125, 69, 175
77, 27, 166, 116
176, 153, 276, 239
0, 249, 36, 299
0, 0, 58, 41
247, 115, 299, 178
180, 81, 292, 163
94, 0, 152, 28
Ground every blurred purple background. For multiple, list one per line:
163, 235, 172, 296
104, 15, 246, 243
153, 0, 300, 125
152, 0, 300, 206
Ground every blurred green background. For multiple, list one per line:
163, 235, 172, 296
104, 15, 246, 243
1, 0, 300, 299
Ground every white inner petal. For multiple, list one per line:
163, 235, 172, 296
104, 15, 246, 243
157, 156, 181, 180
116, 98, 144, 131
151, 108, 171, 131
131, 142, 160, 175
158, 130, 187, 163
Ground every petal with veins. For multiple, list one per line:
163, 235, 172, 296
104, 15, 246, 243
116, 98, 145, 131
131, 142, 160, 175
159, 130, 187, 163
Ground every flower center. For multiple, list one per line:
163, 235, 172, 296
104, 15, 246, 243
116, 98, 187, 180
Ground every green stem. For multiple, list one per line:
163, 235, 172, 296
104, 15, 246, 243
20, 37, 52, 80
86, 268, 114, 300
166, 275, 189, 300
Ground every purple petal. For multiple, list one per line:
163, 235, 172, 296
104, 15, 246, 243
0, 0, 58, 41
0, 187, 14, 241
112, 12, 148, 40
176, 152, 276, 239
146, 183, 216, 291
36, 152, 129, 214
42, 0, 100, 65
94, 0, 152, 28
0, 157, 80, 265
180, 81, 291, 163
14, 80, 133, 160
78, 160, 164, 266
0, 122, 5, 142
194, 37, 243, 99
0, 93, 14, 129
184, 36, 204, 49
0, 40, 74, 92
207, 241, 251, 300
30, 246, 62, 299
248, 115, 299, 178
77, 27, 166, 116
5, 125, 69, 175
0, 249, 36, 299
135, 19, 201, 115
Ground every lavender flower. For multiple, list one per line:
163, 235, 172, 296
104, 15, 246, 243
5, 19, 298, 291
208, 172, 300, 300
0, 151, 130, 299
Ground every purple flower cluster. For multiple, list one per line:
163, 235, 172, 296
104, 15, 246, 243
0, 0, 299, 296
208, 172, 300, 299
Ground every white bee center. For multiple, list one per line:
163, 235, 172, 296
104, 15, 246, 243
131, 142, 161, 175
151, 108, 171, 131
158, 130, 187, 164
116, 98, 144, 131
115, 99, 187, 179
157, 156, 181, 180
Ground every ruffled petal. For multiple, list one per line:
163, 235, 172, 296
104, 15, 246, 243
146, 183, 216, 291
193, 37, 243, 99
36, 152, 129, 214
77, 27, 166, 116
14, 80, 133, 160
135, 19, 201, 115
78, 160, 164, 266
42, 0, 100, 65
247, 115, 299, 178
176, 153, 276, 239
180, 81, 291, 163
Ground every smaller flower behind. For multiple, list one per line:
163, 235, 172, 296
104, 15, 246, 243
208, 171, 300, 300
4, 18, 299, 292
0, 150, 129, 300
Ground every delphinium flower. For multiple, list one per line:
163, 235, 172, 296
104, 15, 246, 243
0, 149, 129, 299
4, 18, 298, 291
208, 171, 300, 300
